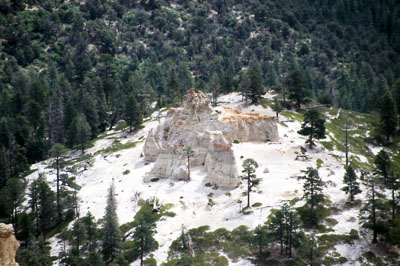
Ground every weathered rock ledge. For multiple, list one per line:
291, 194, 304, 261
0, 223, 20, 266
143, 89, 278, 188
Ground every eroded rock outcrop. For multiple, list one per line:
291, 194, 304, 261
0, 223, 20, 266
143, 89, 278, 188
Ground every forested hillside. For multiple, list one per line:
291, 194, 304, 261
0, 0, 400, 265
0, 0, 399, 169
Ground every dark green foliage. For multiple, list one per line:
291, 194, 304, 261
70, 113, 91, 154
28, 174, 57, 239
272, 98, 282, 119
342, 166, 361, 202
379, 92, 398, 141
298, 109, 326, 149
49, 143, 68, 221
0, 0, 400, 263
124, 93, 142, 132
374, 149, 392, 185
267, 203, 302, 257
0, 177, 25, 230
132, 210, 158, 266
301, 167, 324, 210
246, 61, 264, 104
102, 182, 122, 263
241, 158, 261, 208
286, 69, 308, 108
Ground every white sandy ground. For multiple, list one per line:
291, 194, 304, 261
26, 92, 387, 265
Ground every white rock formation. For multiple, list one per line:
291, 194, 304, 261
143, 88, 279, 188
0, 223, 20, 266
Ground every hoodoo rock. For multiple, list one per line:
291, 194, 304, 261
0, 223, 20, 266
143, 88, 279, 188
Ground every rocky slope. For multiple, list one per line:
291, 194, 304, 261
144, 88, 278, 188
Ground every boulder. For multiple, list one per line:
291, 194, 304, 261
0, 223, 19, 266
143, 89, 279, 188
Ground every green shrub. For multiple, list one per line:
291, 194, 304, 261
123, 169, 130, 175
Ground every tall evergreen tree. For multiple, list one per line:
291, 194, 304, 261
253, 224, 268, 256
301, 167, 324, 210
182, 146, 194, 181
124, 93, 142, 132
210, 73, 220, 107
0, 177, 24, 231
49, 143, 68, 222
360, 175, 384, 244
342, 165, 361, 202
101, 182, 122, 263
132, 208, 158, 266
374, 149, 392, 185
29, 174, 57, 239
268, 203, 302, 257
71, 113, 91, 154
286, 69, 308, 108
298, 108, 326, 149
379, 91, 398, 141
247, 61, 264, 104
241, 158, 261, 208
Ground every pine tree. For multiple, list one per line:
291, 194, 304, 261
360, 175, 383, 243
298, 108, 326, 149
379, 91, 398, 141
301, 167, 324, 210
268, 203, 302, 257
97, 54, 116, 105
182, 146, 194, 181
71, 219, 87, 259
387, 172, 399, 221
124, 93, 142, 132
167, 67, 179, 101
253, 224, 268, 256
72, 113, 91, 154
132, 209, 158, 266
0, 177, 25, 231
286, 69, 308, 108
49, 143, 68, 222
29, 174, 57, 239
374, 149, 392, 185
211, 73, 220, 107
81, 212, 101, 254
241, 158, 261, 208
342, 166, 361, 202
272, 97, 282, 119
101, 182, 122, 263
247, 61, 264, 104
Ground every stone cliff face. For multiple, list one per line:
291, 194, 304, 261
0, 223, 20, 266
143, 89, 278, 188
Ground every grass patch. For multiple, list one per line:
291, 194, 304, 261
21, 168, 38, 178
322, 107, 377, 169
252, 202, 262, 207
320, 141, 334, 151
167, 225, 257, 263
281, 110, 304, 122
95, 140, 141, 155
344, 199, 362, 209
115, 120, 128, 131
325, 218, 338, 227
316, 158, 324, 168
362, 251, 385, 266
123, 169, 130, 175
63, 154, 92, 166
289, 197, 301, 206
